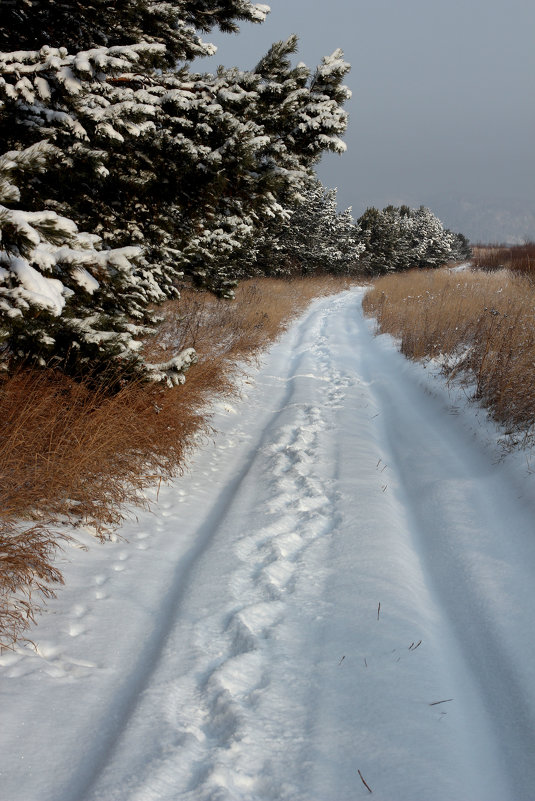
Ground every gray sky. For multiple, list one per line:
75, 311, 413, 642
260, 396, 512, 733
201, 0, 535, 242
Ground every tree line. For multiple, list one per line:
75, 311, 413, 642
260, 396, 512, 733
0, 1, 470, 384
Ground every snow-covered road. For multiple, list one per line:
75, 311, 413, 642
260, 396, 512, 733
2, 287, 535, 801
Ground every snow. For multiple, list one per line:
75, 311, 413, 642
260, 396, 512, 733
9, 256, 67, 315
70, 266, 100, 294
96, 122, 125, 142
2, 288, 535, 800
58, 66, 83, 95
145, 348, 198, 387
316, 49, 350, 78
33, 75, 52, 101
450, 261, 471, 272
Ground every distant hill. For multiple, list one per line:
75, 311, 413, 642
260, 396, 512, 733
420, 194, 535, 245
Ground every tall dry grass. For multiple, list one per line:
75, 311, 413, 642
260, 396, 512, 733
472, 242, 535, 276
1, 521, 68, 651
0, 275, 354, 647
363, 267, 535, 442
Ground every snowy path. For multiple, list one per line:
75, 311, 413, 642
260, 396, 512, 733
2, 288, 535, 801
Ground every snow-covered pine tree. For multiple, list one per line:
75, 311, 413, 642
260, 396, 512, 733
252, 179, 363, 276
449, 231, 472, 261
294, 47, 352, 159
0, 141, 197, 384
357, 207, 401, 274
1, 3, 352, 376
1, 28, 352, 294
173, 40, 352, 291
357, 204, 466, 274
409, 205, 455, 269
0, 1, 271, 61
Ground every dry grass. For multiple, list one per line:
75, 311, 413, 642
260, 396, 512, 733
0, 521, 69, 650
0, 275, 354, 647
148, 275, 356, 360
362, 267, 535, 445
472, 242, 535, 276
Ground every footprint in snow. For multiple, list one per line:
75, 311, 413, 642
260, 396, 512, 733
67, 621, 86, 638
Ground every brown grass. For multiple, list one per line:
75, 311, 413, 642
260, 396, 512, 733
0, 275, 354, 647
362, 267, 535, 443
0, 521, 69, 650
472, 242, 535, 276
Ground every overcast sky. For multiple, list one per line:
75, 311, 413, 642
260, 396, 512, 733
201, 0, 535, 242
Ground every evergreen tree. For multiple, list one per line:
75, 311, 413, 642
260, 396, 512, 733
0, 31, 351, 297
0, 141, 192, 383
410, 205, 456, 269
357, 205, 468, 275
449, 231, 472, 261
253, 179, 364, 276
357, 207, 401, 274
0, 1, 271, 61
0, 4, 352, 378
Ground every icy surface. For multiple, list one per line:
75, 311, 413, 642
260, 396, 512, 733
2, 288, 535, 800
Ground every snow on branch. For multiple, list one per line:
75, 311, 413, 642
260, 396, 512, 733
144, 348, 198, 387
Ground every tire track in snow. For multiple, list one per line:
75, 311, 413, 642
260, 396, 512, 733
5, 289, 535, 801
61, 304, 322, 801
83, 290, 535, 801
82, 300, 349, 801
337, 299, 535, 801
132, 304, 348, 801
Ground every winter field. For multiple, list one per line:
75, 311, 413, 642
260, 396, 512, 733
2, 287, 535, 801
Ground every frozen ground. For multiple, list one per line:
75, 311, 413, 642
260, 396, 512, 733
2, 287, 535, 801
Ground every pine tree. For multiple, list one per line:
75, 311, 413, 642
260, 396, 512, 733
253, 179, 363, 276
357, 204, 467, 274
357, 207, 401, 274
1, 141, 169, 380
0, 3, 352, 378
449, 231, 472, 262
0, 31, 352, 293
0, 1, 271, 61
409, 206, 456, 269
